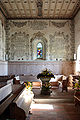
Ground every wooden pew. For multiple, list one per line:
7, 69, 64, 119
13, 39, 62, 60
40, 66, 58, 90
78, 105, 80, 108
0, 87, 34, 120
74, 92, 80, 111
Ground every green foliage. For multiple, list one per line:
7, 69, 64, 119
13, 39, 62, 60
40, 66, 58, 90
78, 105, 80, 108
24, 81, 32, 91
74, 79, 80, 91
37, 68, 55, 79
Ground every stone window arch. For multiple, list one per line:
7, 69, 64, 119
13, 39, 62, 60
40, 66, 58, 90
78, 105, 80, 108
30, 32, 48, 60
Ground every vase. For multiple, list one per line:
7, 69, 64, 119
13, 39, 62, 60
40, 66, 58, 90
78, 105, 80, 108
40, 77, 51, 82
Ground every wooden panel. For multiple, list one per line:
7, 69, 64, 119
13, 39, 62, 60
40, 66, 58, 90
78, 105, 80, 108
0, 0, 80, 19
8, 61, 75, 76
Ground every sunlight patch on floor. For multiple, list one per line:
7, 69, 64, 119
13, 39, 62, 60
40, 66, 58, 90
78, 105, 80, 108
31, 103, 54, 110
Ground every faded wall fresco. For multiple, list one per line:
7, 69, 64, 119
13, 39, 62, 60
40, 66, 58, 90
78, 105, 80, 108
6, 19, 75, 61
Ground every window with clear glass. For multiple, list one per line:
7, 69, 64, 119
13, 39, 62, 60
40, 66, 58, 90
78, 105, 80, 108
37, 42, 43, 59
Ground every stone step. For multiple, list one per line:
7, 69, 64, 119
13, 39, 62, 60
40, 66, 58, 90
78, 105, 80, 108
33, 98, 74, 104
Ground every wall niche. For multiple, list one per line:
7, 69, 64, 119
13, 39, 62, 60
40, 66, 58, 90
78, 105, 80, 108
30, 31, 48, 60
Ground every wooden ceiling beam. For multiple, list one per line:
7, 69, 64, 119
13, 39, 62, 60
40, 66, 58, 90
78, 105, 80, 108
0, 1, 9, 18
37, 0, 43, 17
48, 0, 51, 17
64, 0, 72, 17
27, 0, 32, 17
7, 17, 72, 20
69, 0, 80, 18
8, 0, 17, 18
34, 0, 38, 17
14, 0, 23, 18
42, 0, 44, 17
73, 0, 80, 18
20, 0, 27, 17
53, 0, 58, 17
58, 0, 64, 17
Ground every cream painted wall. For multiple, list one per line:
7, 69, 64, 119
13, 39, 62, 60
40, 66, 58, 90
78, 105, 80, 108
0, 11, 8, 75
8, 61, 75, 76
74, 10, 80, 72
6, 19, 75, 75
75, 10, 80, 53
0, 11, 76, 76
6, 19, 75, 61
0, 11, 6, 61
0, 61, 8, 75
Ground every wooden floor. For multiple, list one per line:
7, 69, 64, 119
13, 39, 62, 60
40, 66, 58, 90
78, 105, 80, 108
26, 87, 80, 120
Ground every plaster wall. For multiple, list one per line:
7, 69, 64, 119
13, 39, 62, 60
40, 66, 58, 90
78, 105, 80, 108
0, 12, 8, 75
8, 61, 75, 76
6, 19, 75, 61
0, 11, 6, 61
74, 10, 80, 54
74, 10, 80, 73
0, 61, 8, 75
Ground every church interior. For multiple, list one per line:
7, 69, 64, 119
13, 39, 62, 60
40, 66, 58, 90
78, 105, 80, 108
0, 0, 80, 120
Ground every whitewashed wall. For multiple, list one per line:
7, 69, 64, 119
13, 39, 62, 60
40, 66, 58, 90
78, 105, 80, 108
6, 19, 75, 61
0, 11, 76, 76
74, 10, 80, 73
74, 10, 80, 53
0, 61, 8, 75
6, 19, 75, 76
8, 61, 75, 76
0, 11, 6, 61
0, 12, 8, 75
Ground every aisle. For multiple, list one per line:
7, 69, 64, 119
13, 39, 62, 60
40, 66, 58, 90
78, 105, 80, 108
27, 103, 80, 120
26, 88, 80, 120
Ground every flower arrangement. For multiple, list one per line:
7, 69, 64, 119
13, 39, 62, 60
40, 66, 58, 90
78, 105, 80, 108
37, 68, 54, 95
37, 68, 55, 79
74, 79, 80, 91
24, 81, 32, 91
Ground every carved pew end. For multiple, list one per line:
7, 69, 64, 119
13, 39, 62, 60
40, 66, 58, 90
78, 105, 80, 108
9, 103, 26, 120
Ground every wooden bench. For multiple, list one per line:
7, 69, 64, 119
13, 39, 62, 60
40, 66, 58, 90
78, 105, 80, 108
74, 95, 80, 111
0, 84, 24, 119
74, 95, 80, 104
0, 87, 34, 120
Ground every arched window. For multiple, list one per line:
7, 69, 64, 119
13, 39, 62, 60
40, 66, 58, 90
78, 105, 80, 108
37, 42, 43, 59
76, 45, 80, 72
